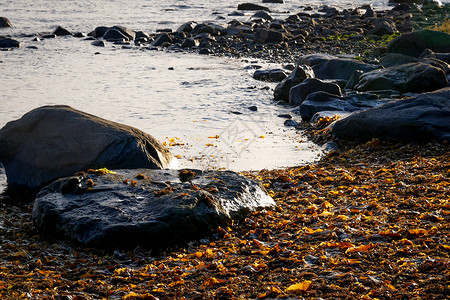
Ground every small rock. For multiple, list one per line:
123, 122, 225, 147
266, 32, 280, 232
284, 119, 299, 127
0, 36, 20, 48
0, 17, 13, 28
253, 69, 287, 82
237, 3, 270, 11
248, 106, 258, 111
53, 26, 72, 36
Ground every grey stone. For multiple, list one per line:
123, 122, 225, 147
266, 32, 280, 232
289, 78, 342, 106
297, 53, 379, 81
0, 36, 20, 48
251, 11, 273, 21
181, 38, 198, 48
53, 26, 72, 36
151, 33, 173, 47
355, 62, 448, 93
253, 69, 287, 82
379, 53, 419, 67
177, 21, 197, 33
91, 26, 135, 41
91, 40, 106, 47
0, 106, 175, 190
297, 91, 381, 121
32, 169, 275, 249
103, 28, 129, 41
368, 19, 398, 36
330, 87, 450, 142
254, 29, 285, 43
0, 17, 13, 28
387, 30, 450, 58
274, 65, 314, 101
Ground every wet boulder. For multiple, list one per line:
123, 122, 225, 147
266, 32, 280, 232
355, 62, 448, 93
0, 36, 20, 48
53, 26, 72, 36
91, 25, 136, 41
297, 53, 379, 81
0, 17, 13, 28
274, 65, 314, 101
330, 88, 450, 142
0, 105, 175, 190
32, 169, 275, 249
387, 30, 450, 58
151, 33, 173, 47
379, 53, 419, 67
297, 92, 381, 121
289, 78, 342, 106
253, 69, 287, 82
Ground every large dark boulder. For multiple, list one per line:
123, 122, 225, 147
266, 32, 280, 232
355, 62, 448, 93
0, 36, 20, 48
297, 54, 379, 81
274, 65, 314, 101
330, 88, 450, 142
0, 17, 13, 28
0, 106, 175, 190
32, 169, 275, 249
289, 78, 341, 106
387, 30, 450, 58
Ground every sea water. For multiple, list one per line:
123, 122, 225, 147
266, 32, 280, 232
0, 0, 417, 189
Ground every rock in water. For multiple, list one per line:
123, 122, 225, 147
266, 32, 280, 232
0, 17, 13, 28
32, 169, 275, 249
0, 105, 175, 190
0, 36, 20, 48
330, 88, 450, 142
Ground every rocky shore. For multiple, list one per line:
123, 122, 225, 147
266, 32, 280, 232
0, 1, 450, 299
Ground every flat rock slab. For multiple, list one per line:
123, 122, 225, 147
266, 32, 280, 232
330, 88, 450, 142
32, 169, 275, 249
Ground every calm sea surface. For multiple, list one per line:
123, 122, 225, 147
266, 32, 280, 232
0, 0, 417, 189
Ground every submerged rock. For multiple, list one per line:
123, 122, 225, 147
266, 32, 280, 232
330, 88, 450, 142
32, 169, 275, 249
0, 106, 175, 190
